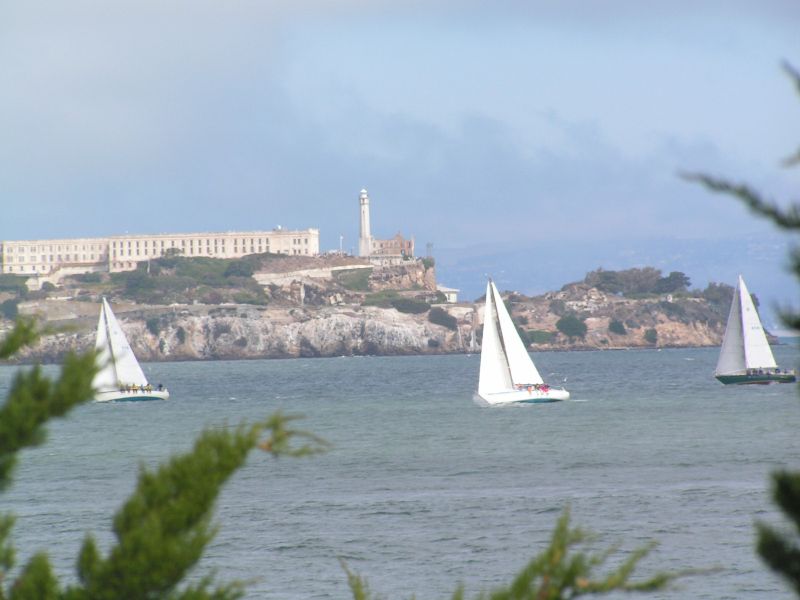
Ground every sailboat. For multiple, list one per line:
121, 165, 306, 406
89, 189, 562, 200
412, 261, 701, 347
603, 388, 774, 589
92, 298, 169, 401
478, 279, 569, 405
715, 275, 796, 385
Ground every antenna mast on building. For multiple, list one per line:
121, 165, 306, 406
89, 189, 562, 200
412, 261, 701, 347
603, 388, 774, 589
426, 242, 433, 258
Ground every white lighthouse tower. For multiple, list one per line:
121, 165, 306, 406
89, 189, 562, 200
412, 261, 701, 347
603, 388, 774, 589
358, 188, 372, 257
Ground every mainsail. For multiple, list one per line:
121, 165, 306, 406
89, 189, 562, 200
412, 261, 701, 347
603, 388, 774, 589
478, 281, 513, 395
738, 277, 777, 370
715, 276, 776, 375
479, 281, 544, 397
92, 298, 148, 391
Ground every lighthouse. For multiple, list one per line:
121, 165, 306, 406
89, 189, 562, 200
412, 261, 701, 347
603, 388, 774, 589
358, 188, 372, 257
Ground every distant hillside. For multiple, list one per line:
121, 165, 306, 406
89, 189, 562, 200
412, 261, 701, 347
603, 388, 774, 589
487, 267, 764, 350
0, 263, 754, 363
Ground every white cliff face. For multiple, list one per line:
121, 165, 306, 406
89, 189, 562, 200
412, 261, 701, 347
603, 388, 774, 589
15, 304, 461, 363
6, 278, 730, 365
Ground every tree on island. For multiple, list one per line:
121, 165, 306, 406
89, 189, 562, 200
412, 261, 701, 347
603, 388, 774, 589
608, 319, 627, 335
556, 313, 588, 340
684, 60, 800, 597
654, 271, 691, 294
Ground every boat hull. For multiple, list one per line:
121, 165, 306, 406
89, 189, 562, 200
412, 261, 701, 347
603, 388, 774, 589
95, 389, 170, 402
479, 387, 570, 405
715, 372, 796, 385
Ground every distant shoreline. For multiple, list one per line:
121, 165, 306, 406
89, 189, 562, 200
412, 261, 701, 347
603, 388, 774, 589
1, 342, 731, 367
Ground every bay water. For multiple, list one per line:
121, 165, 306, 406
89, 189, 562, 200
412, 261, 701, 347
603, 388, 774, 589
1, 343, 799, 599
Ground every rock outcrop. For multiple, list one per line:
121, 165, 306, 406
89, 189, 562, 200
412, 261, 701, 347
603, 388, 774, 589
2, 265, 738, 364
9, 303, 464, 363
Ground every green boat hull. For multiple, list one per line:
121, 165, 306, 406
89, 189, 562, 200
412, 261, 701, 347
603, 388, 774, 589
716, 373, 796, 385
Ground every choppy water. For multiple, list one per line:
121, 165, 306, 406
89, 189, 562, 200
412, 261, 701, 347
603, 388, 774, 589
1, 344, 799, 599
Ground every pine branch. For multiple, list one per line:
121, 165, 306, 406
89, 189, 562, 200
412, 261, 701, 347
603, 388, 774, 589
782, 60, 800, 98
72, 416, 326, 599
756, 521, 800, 597
771, 471, 800, 536
0, 348, 96, 491
341, 559, 379, 600
680, 173, 800, 230
8, 552, 60, 600
0, 319, 40, 360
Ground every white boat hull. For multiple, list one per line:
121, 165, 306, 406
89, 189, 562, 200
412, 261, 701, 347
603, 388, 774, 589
479, 386, 570, 406
95, 389, 170, 402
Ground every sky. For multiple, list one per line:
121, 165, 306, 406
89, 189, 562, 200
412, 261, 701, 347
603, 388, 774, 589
1, 1, 799, 326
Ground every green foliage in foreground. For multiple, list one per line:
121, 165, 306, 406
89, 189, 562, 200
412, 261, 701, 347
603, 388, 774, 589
685, 60, 800, 597
344, 508, 676, 599
1, 317, 677, 599
0, 318, 326, 599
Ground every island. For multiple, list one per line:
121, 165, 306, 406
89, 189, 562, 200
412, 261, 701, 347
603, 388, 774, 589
0, 256, 746, 363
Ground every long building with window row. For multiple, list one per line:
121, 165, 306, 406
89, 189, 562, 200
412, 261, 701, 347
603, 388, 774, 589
0, 227, 320, 276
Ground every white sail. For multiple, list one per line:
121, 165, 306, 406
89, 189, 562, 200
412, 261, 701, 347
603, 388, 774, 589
738, 276, 777, 370
715, 279, 746, 375
478, 281, 513, 395
491, 282, 543, 385
92, 298, 148, 392
716, 276, 777, 376
92, 302, 118, 391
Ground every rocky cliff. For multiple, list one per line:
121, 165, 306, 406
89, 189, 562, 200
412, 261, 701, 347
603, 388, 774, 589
9, 302, 464, 363
501, 281, 728, 350
1, 260, 737, 364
